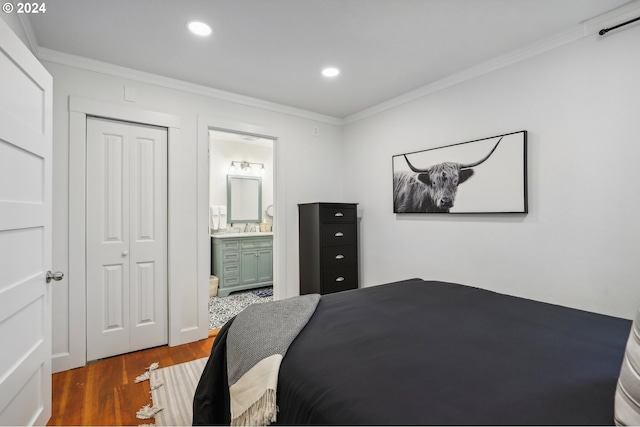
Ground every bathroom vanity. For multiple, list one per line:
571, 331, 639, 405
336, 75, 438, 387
211, 232, 273, 297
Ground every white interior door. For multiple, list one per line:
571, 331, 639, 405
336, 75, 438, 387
86, 117, 168, 361
0, 19, 53, 426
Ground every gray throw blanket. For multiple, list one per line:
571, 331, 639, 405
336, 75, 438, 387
227, 294, 320, 426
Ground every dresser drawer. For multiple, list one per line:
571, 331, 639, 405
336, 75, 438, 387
320, 207, 356, 223
322, 223, 356, 246
220, 240, 240, 251
322, 245, 357, 269
223, 263, 240, 277
222, 252, 240, 264
222, 275, 240, 287
322, 268, 357, 294
241, 238, 273, 249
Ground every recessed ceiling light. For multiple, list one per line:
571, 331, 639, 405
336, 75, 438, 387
322, 67, 340, 78
187, 21, 212, 37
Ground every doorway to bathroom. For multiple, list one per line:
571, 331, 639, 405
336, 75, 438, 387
208, 130, 275, 329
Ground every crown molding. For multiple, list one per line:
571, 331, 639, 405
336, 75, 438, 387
344, 0, 640, 125
344, 27, 582, 124
17, 15, 39, 54
35, 47, 343, 126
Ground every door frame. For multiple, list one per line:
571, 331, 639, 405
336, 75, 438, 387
62, 97, 180, 372
197, 117, 286, 333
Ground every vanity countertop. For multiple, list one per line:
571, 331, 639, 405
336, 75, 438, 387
211, 231, 273, 239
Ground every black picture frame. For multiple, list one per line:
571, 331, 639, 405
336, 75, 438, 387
392, 130, 527, 214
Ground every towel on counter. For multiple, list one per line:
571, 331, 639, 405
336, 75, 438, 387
210, 206, 219, 231
227, 294, 320, 426
219, 205, 227, 229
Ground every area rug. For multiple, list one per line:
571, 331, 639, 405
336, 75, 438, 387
209, 287, 273, 329
148, 358, 208, 426
251, 286, 273, 297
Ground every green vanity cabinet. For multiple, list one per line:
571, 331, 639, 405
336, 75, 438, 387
211, 233, 273, 297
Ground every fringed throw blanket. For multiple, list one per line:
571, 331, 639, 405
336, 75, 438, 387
226, 294, 320, 426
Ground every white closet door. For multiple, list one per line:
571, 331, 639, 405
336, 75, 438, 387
86, 118, 167, 361
128, 123, 168, 352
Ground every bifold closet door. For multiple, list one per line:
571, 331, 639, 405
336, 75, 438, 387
86, 117, 168, 361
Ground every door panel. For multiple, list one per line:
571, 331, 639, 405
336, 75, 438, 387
86, 118, 167, 361
87, 119, 130, 360
129, 126, 167, 351
0, 18, 53, 426
0, 43, 44, 133
241, 251, 259, 284
134, 261, 156, 324
103, 264, 126, 331
102, 134, 126, 243
257, 249, 273, 282
133, 138, 156, 241
0, 139, 44, 203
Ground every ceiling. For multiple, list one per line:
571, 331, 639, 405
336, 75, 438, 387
27, 0, 632, 119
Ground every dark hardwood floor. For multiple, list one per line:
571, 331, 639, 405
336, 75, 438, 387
47, 331, 218, 426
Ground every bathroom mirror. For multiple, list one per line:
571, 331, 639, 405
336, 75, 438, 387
227, 175, 262, 223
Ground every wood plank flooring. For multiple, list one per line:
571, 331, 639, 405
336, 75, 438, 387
47, 331, 218, 426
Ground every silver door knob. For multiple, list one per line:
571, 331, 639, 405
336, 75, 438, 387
46, 271, 64, 283
122, 250, 129, 257
335, 254, 345, 260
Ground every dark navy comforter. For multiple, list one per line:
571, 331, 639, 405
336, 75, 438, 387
194, 279, 631, 425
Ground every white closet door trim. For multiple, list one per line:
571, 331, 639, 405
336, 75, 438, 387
61, 97, 181, 373
70, 97, 181, 128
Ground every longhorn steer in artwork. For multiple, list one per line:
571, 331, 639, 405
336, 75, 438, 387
393, 137, 502, 213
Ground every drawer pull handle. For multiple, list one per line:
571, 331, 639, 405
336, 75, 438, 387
335, 277, 345, 282
335, 232, 344, 237
335, 254, 344, 260
334, 212, 344, 217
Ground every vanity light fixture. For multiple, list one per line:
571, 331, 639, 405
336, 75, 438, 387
229, 160, 265, 175
187, 20, 212, 37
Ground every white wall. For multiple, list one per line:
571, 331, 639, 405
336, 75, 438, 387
45, 60, 343, 369
342, 25, 640, 319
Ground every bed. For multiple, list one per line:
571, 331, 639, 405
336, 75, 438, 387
193, 278, 634, 425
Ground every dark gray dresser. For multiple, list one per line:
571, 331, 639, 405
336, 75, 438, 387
298, 202, 358, 295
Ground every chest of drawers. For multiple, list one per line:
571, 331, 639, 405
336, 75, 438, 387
298, 203, 358, 295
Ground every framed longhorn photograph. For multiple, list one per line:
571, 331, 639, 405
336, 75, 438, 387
392, 130, 527, 214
